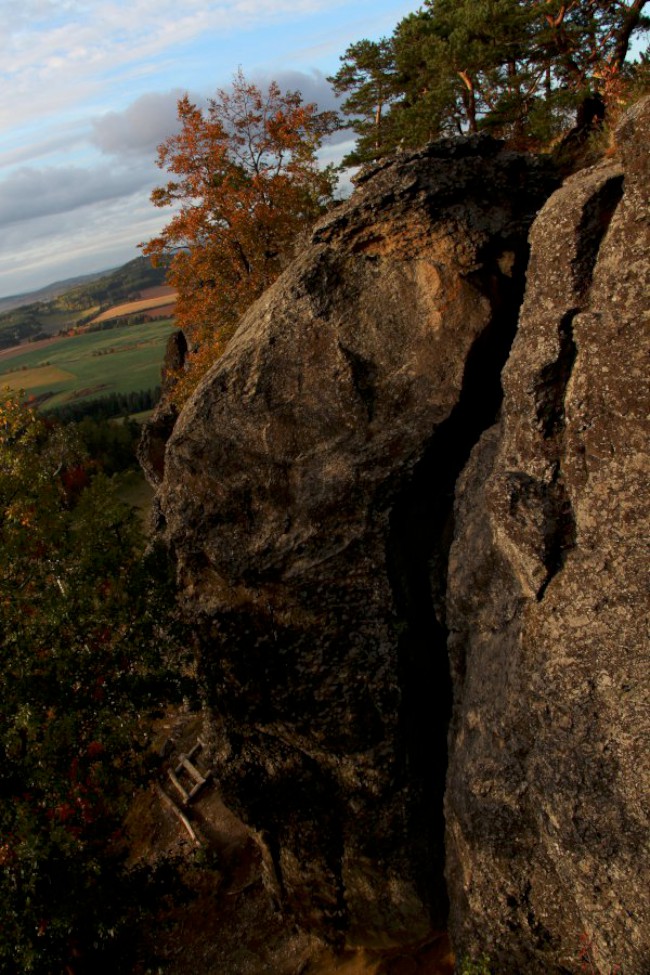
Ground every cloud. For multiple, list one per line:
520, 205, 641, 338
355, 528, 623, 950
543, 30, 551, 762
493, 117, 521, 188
0, 0, 403, 141
0, 0, 394, 296
91, 89, 187, 158
2, 0, 345, 96
0, 129, 87, 168
91, 72, 349, 167
0, 191, 171, 298
256, 68, 339, 112
0, 162, 154, 226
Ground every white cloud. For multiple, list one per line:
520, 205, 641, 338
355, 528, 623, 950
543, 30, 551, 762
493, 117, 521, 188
0, 129, 87, 168
89, 69, 349, 164
0, 191, 170, 297
91, 90, 187, 158
0, 162, 154, 226
2, 0, 344, 99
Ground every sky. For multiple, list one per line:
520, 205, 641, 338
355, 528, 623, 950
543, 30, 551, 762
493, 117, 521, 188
0, 0, 418, 298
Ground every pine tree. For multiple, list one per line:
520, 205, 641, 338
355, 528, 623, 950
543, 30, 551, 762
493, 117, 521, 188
335, 0, 649, 158
328, 38, 401, 163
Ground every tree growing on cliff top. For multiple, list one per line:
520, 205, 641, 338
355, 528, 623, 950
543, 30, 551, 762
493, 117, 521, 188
142, 70, 338, 402
331, 0, 649, 156
328, 38, 401, 165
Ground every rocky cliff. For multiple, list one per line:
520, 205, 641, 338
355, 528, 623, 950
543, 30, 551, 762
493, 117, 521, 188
445, 99, 649, 974
145, 99, 649, 973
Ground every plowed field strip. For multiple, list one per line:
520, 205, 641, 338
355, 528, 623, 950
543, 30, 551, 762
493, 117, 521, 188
91, 293, 177, 323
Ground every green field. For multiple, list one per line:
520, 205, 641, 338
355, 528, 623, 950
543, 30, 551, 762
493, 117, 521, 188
0, 319, 176, 410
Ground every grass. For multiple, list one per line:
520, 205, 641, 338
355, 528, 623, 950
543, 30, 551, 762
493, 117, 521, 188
0, 320, 176, 409
1, 364, 75, 390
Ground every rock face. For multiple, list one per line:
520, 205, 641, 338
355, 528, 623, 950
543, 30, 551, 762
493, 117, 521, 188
151, 136, 555, 946
445, 99, 649, 974
137, 329, 186, 487
147, 100, 649, 971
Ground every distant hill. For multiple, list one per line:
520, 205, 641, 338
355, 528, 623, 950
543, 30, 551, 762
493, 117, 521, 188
0, 257, 171, 350
0, 268, 120, 314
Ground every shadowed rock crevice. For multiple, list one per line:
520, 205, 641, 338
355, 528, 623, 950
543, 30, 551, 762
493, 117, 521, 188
535, 465, 577, 603
534, 309, 578, 439
531, 171, 624, 602
531, 167, 623, 602
386, 245, 531, 923
571, 172, 624, 296
534, 309, 579, 600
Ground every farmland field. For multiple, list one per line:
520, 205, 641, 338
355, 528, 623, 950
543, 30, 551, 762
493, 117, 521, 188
89, 289, 177, 323
0, 319, 176, 409
1, 364, 75, 390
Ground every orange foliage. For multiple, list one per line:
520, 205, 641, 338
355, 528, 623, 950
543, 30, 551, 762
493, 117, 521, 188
141, 69, 338, 402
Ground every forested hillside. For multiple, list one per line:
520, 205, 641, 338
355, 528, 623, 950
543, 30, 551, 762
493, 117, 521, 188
0, 257, 170, 349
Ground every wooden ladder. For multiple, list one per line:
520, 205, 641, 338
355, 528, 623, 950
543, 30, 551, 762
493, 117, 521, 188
167, 740, 212, 806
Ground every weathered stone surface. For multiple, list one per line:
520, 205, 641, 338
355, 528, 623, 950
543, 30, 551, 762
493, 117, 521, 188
152, 136, 555, 946
137, 329, 186, 487
138, 399, 179, 488
445, 99, 650, 973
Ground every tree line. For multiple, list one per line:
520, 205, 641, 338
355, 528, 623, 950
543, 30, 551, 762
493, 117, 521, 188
330, 0, 649, 162
45, 386, 161, 424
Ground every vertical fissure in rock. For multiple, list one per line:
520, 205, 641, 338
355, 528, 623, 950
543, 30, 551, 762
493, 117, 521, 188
533, 173, 623, 603
535, 310, 579, 439
571, 173, 624, 297
385, 248, 530, 926
536, 310, 579, 601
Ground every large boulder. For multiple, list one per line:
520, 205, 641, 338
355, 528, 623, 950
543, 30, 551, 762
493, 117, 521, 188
151, 136, 555, 946
445, 99, 650, 973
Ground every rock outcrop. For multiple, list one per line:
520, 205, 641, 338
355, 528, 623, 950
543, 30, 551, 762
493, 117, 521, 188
445, 99, 649, 973
145, 99, 649, 972
137, 329, 186, 487
150, 136, 555, 947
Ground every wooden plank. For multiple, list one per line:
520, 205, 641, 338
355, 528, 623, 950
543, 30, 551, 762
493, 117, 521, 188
167, 768, 190, 804
178, 756, 206, 785
188, 780, 207, 801
155, 784, 201, 845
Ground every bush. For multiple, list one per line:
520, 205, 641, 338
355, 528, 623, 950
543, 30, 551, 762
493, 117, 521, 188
0, 391, 189, 972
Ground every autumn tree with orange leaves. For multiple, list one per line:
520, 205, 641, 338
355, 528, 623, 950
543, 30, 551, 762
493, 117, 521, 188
142, 70, 338, 400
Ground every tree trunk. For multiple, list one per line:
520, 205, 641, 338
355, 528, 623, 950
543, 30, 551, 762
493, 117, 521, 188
610, 0, 648, 74
458, 71, 478, 134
